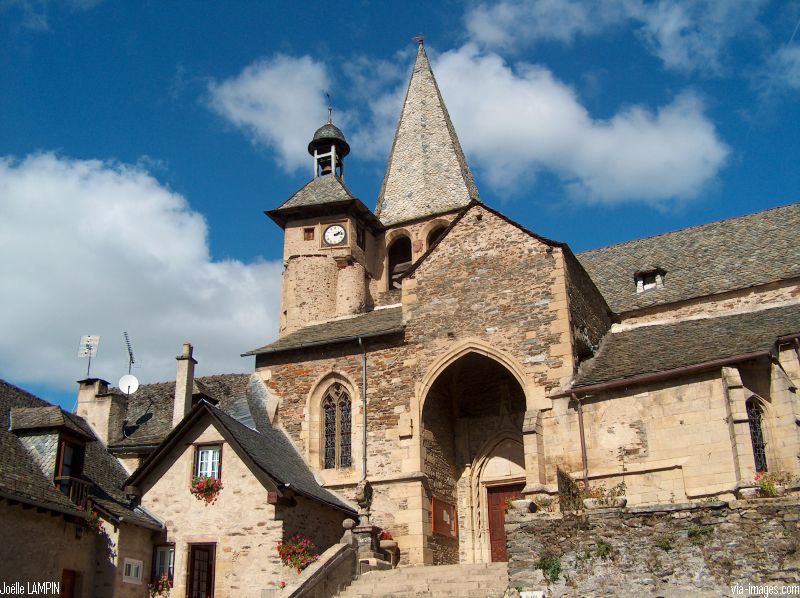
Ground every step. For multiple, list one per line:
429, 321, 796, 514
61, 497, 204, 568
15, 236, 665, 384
335, 563, 508, 598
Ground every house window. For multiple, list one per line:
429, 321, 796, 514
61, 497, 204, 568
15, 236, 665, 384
153, 545, 175, 582
123, 558, 143, 584
195, 445, 221, 479
747, 398, 768, 472
323, 383, 352, 469
635, 269, 665, 293
304, 227, 315, 241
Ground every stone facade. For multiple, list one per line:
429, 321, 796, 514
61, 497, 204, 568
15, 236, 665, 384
505, 497, 800, 596
0, 502, 154, 598
136, 415, 348, 598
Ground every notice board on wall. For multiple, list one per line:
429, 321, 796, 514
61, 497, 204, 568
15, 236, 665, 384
432, 496, 458, 538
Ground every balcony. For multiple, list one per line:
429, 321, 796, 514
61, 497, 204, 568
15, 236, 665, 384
54, 476, 92, 509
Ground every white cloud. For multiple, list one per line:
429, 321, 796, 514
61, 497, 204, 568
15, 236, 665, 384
426, 45, 728, 203
762, 44, 800, 92
208, 55, 333, 173
465, 0, 766, 74
0, 153, 281, 395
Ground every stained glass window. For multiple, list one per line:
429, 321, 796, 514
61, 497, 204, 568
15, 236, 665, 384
747, 398, 768, 473
322, 383, 351, 470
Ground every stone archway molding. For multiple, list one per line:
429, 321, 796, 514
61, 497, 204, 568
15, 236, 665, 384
415, 338, 538, 420
469, 432, 526, 564
304, 370, 361, 483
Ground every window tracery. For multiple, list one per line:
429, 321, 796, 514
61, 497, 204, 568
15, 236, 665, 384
323, 383, 352, 469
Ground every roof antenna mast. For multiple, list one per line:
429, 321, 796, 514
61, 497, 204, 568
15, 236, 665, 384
119, 331, 140, 395
77, 335, 100, 378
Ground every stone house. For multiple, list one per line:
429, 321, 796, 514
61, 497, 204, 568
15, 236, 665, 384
0, 379, 161, 597
69, 41, 800, 593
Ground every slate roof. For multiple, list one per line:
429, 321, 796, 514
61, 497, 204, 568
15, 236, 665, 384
308, 122, 350, 156
207, 405, 354, 513
275, 175, 357, 211
266, 175, 382, 230
578, 203, 800, 314
126, 401, 355, 514
108, 374, 252, 450
10, 405, 93, 440
244, 307, 405, 356
573, 303, 800, 388
0, 379, 159, 528
375, 44, 480, 227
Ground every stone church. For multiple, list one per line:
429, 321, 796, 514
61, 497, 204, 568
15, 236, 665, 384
66, 43, 800, 595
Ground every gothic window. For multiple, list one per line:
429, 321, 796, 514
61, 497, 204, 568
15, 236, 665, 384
746, 398, 768, 472
388, 236, 412, 289
323, 383, 352, 469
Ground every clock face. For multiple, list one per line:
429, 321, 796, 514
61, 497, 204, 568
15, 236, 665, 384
323, 224, 347, 246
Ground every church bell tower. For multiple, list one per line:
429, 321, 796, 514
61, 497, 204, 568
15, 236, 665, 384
267, 117, 382, 336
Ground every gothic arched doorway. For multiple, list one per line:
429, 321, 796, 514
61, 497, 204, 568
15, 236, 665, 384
420, 351, 526, 564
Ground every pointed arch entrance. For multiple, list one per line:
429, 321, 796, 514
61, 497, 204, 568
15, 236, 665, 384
420, 351, 526, 564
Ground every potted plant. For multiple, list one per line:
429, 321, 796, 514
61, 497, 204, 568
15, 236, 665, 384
147, 573, 171, 597
190, 476, 223, 505
83, 507, 102, 532
277, 535, 320, 574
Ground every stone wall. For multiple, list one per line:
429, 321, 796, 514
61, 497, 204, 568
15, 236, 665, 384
505, 497, 800, 597
0, 501, 154, 598
0, 501, 97, 597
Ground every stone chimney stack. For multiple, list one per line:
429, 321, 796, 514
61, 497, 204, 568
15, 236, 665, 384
76, 378, 125, 445
173, 342, 197, 428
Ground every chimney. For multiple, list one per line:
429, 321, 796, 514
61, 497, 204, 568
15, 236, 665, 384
173, 342, 197, 428
76, 378, 125, 445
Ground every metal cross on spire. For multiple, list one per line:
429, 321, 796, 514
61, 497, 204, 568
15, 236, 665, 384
326, 92, 332, 123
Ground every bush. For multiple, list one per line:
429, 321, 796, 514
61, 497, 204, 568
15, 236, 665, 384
595, 539, 614, 559
654, 535, 674, 551
537, 553, 561, 582
688, 526, 712, 546
579, 480, 627, 506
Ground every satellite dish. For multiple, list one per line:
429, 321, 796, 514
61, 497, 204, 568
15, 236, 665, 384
119, 374, 139, 395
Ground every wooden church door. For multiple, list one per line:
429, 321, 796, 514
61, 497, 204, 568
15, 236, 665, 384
487, 484, 524, 562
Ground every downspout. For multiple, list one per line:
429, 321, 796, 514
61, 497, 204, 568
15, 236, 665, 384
358, 337, 368, 481
571, 393, 589, 485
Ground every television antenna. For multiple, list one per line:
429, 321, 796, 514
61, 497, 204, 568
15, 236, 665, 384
77, 335, 100, 378
119, 332, 139, 395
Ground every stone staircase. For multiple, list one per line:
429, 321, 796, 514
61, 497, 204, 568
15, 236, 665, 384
335, 562, 509, 597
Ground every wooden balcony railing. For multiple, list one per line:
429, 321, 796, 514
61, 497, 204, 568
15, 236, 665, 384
54, 476, 92, 509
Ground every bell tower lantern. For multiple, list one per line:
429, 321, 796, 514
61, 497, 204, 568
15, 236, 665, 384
309, 114, 350, 179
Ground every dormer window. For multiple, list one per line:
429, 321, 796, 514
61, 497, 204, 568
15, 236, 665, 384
635, 269, 665, 293
55, 437, 88, 507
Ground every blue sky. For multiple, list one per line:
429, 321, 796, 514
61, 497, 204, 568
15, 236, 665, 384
1, 0, 799, 409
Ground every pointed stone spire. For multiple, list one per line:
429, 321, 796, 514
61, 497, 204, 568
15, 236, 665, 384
375, 43, 480, 227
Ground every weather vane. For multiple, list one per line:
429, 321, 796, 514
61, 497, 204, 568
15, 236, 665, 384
412, 34, 425, 46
